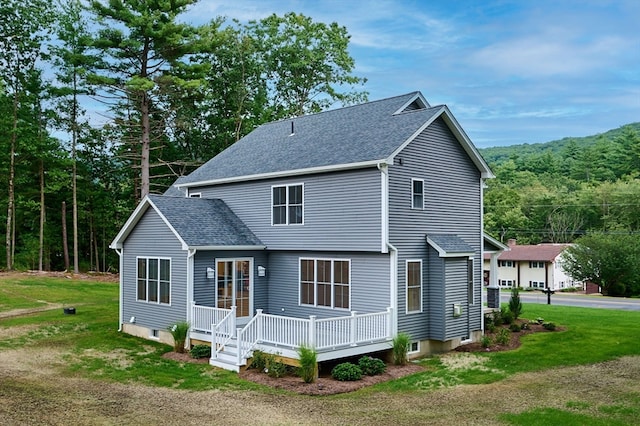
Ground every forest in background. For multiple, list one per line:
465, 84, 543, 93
0, 0, 367, 273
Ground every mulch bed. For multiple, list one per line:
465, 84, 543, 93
455, 319, 561, 353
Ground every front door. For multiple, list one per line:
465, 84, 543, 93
216, 258, 253, 324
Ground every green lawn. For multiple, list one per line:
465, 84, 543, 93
2, 275, 640, 424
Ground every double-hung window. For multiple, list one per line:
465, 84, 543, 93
272, 184, 303, 225
300, 258, 350, 309
137, 257, 171, 304
406, 260, 422, 313
411, 179, 424, 209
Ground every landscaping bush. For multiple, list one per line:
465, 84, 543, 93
496, 328, 511, 345
249, 350, 271, 371
392, 332, 410, 365
189, 344, 211, 359
480, 335, 492, 348
331, 362, 362, 381
168, 321, 190, 353
543, 322, 557, 331
492, 310, 504, 326
297, 345, 317, 383
521, 322, 530, 331
486, 322, 497, 333
508, 287, 523, 319
358, 356, 386, 376
501, 307, 514, 325
509, 323, 521, 333
266, 358, 287, 378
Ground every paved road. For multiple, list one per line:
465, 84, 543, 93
498, 291, 640, 311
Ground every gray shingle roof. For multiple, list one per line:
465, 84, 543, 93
427, 234, 475, 257
148, 195, 263, 248
178, 92, 444, 185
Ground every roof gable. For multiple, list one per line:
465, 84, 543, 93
427, 234, 475, 258
178, 91, 493, 188
110, 195, 264, 250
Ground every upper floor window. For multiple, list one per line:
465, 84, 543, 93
137, 257, 171, 304
411, 179, 424, 209
499, 260, 515, 268
272, 184, 303, 225
300, 258, 350, 309
529, 261, 544, 268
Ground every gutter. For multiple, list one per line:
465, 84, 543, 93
114, 248, 123, 332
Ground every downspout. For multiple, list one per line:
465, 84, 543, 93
378, 161, 397, 335
115, 248, 123, 332
186, 248, 196, 347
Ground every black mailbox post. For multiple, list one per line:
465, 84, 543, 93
541, 288, 555, 304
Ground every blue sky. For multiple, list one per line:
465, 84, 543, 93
182, 0, 639, 148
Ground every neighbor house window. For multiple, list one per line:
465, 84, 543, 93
529, 261, 544, 268
299, 258, 350, 309
499, 260, 515, 267
272, 184, 303, 225
406, 260, 422, 313
411, 179, 424, 209
137, 257, 171, 304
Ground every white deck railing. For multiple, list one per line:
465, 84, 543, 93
236, 307, 393, 363
191, 303, 232, 333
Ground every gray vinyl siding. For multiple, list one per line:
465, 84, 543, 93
193, 250, 268, 311
427, 247, 445, 340
121, 208, 188, 332
193, 168, 382, 252
265, 251, 391, 319
444, 258, 471, 340
390, 117, 483, 339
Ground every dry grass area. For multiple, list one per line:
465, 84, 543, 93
1, 338, 639, 425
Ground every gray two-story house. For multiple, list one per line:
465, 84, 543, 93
110, 91, 494, 371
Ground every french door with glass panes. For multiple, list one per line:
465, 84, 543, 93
216, 259, 252, 323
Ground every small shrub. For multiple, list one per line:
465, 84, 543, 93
521, 322, 530, 331
501, 308, 514, 325
509, 323, 521, 332
508, 287, 523, 319
536, 317, 545, 324
492, 310, 503, 326
496, 328, 511, 345
543, 322, 557, 331
392, 332, 410, 365
331, 362, 362, 381
297, 345, 317, 383
486, 322, 497, 333
250, 350, 271, 371
189, 344, 211, 359
480, 335, 492, 348
266, 358, 287, 378
168, 321, 190, 353
358, 356, 386, 376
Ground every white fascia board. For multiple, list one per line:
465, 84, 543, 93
175, 160, 386, 189
386, 106, 495, 179
393, 92, 431, 114
483, 232, 510, 252
109, 197, 152, 249
189, 245, 267, 251
145, 197, 190, 251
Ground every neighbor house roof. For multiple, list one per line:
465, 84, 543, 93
110, 195, 264, 250
483, 243, 569, 262
176, 91, 493, 188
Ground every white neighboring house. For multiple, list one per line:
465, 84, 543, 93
482, 239, 583, 291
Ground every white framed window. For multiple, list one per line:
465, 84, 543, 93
467, 258, 475, 305
408, 341, 420, 354
530, 281, 545, 288
529, 261, 544, 268
299, 258, 350, 309
272, 183, 304, 225
500, 279, 514, 287
406, 260, 422, 313
499, 260, 515, 268
137, 257, 171, 304
411, 178, 424, 209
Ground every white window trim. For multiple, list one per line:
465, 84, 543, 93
271, 183, 305, 226
405, 259, 423, 314
214, 257, 254, 318
411, 178, 424, 210
299, 257, 351, 310
408, 340, 420, 354
136, 256, 172, 306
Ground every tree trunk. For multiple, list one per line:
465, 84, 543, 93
72, 76, 79, 274
62, 201, 70, 271
38, 160, 45, 271
5, 91, 18, 271
140, 91, 151, 199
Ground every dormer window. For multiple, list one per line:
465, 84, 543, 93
272, 184, 304, 225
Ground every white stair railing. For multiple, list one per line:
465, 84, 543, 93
191, 303, 232, 333
212, 306, 236, 360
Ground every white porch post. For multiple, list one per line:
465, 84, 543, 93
230, 306, 237, 337
350, 311, 357, 347
309, 315, 316, 348
256, 309, 263, 343
487, 253, 501, 309
386, 307, 393, 339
